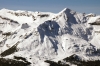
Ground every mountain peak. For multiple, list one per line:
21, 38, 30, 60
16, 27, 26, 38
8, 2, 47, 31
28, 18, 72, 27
60, 8, 71, 13
59, 8, 76, 15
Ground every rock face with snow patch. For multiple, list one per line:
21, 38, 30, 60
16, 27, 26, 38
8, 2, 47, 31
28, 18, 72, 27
0, 8, 100, 65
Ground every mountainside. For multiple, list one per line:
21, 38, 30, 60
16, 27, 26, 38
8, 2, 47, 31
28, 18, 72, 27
0, 8, 100, 66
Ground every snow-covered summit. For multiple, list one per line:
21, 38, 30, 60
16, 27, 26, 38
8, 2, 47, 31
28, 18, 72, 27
0, 8, 100, 66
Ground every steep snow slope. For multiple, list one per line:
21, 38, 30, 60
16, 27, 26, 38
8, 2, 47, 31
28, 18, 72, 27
0, 8, 100, 66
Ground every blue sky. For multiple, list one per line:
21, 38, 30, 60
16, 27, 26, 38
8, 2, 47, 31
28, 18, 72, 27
0, 0, 100, 14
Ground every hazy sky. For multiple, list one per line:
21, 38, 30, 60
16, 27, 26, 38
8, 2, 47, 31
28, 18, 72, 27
0, 0, 100, 14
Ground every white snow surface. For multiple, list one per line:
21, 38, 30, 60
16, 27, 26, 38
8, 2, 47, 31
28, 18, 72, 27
0, 8, 100, 66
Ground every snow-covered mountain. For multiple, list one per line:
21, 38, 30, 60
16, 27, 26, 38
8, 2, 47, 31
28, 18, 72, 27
0, 8, 100, 66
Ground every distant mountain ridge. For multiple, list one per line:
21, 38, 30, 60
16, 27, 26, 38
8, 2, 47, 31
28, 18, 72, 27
0, 8, 100, 66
